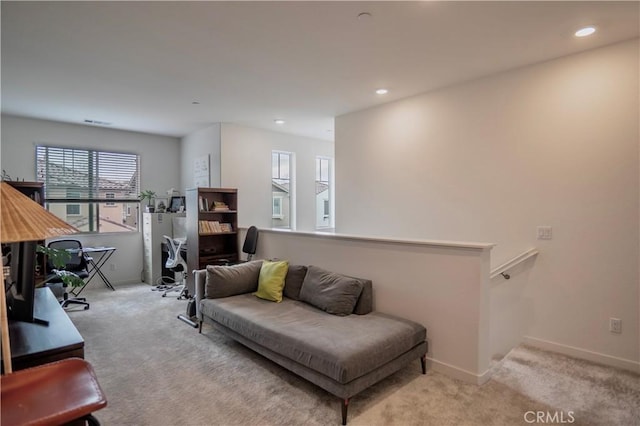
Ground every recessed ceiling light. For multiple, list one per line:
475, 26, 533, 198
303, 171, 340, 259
376, 88, 388, 95
274, 119, 285, 125
575, 26, 596, 37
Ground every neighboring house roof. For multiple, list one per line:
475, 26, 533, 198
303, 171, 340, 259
64, 210, 136, 232
316, 182, 329, 195
271, 181, 329, 195
128, 172, 138, 192
36, 159, 134, 192
272, 180, 289, 193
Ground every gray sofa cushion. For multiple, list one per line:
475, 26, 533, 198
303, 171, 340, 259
205, 260, 263, 299
282, 265, 307, 300
351, 277, 373, 315
199, 294, 426, 383
299, 265, 363, 316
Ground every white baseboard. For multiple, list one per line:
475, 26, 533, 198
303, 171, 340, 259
426, 357, 493, 385
523, 336, 640, 373
429, 338, 639, 386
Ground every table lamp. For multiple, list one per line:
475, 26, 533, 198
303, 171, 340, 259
1, 181, 78, 373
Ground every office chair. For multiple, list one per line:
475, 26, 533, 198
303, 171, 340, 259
46, 239, 90, 310
162, 235, 187, 298
242, 226, 259, 261
176, 228, 257, 328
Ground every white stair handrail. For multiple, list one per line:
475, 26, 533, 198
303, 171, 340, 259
490, 248, 539, 279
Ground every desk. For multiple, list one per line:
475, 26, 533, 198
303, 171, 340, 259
73, 246, 117, 295
2, 287, 84, 372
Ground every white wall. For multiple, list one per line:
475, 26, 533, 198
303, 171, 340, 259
180, 123, 221, 192
220, 123, 334, 231
1, 114, 181, 285
336, 39, 639, 370
489, 257, 538, 359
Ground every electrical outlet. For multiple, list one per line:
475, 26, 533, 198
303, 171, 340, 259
610, 318, 622, 334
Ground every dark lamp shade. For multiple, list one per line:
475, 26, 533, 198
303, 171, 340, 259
0, 182, 78, 243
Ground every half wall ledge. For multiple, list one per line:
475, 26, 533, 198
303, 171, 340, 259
256, 228, 495, 251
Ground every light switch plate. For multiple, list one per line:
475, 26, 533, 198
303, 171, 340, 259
537, 226, 552, 240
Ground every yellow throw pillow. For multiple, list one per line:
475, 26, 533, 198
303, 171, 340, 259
254, 260, 289, 303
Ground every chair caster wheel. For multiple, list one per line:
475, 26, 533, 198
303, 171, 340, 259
84, 306, 89, 310
162, 294, 166, 297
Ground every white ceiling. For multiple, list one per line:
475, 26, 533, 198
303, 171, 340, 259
2, 1, 638, 141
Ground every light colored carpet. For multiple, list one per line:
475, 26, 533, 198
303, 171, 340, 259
66, 284, 640, 425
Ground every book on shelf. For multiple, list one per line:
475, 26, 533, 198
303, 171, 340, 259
198, 220, 210, 233
212, 200, 230, 211
198, 196, 212, 212
199, 220, 228, 234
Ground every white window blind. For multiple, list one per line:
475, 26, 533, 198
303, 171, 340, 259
36, 145, 140, 233
36, 146, 140, 202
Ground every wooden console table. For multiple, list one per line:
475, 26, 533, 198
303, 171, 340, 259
2, 287, 84, 372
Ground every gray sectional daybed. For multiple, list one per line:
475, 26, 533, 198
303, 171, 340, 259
194, 261, 428, 424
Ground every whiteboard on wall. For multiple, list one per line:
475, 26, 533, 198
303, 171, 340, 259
193, 155, 210, 187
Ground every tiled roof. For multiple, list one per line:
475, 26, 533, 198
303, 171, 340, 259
37, 159, 133, 191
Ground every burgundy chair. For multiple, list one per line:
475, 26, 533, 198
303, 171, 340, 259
1, 358, 107, 426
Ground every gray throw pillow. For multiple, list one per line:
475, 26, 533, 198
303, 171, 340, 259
350, 277, 373, 315
205, 260, 263, 299
299, 265, 364, 316
282, 265, 308, 300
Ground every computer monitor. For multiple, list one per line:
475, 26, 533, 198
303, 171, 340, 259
4, 241, 48, 325
168, 196, 185, 213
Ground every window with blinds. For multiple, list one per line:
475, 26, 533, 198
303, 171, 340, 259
36, 146, 140, 233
